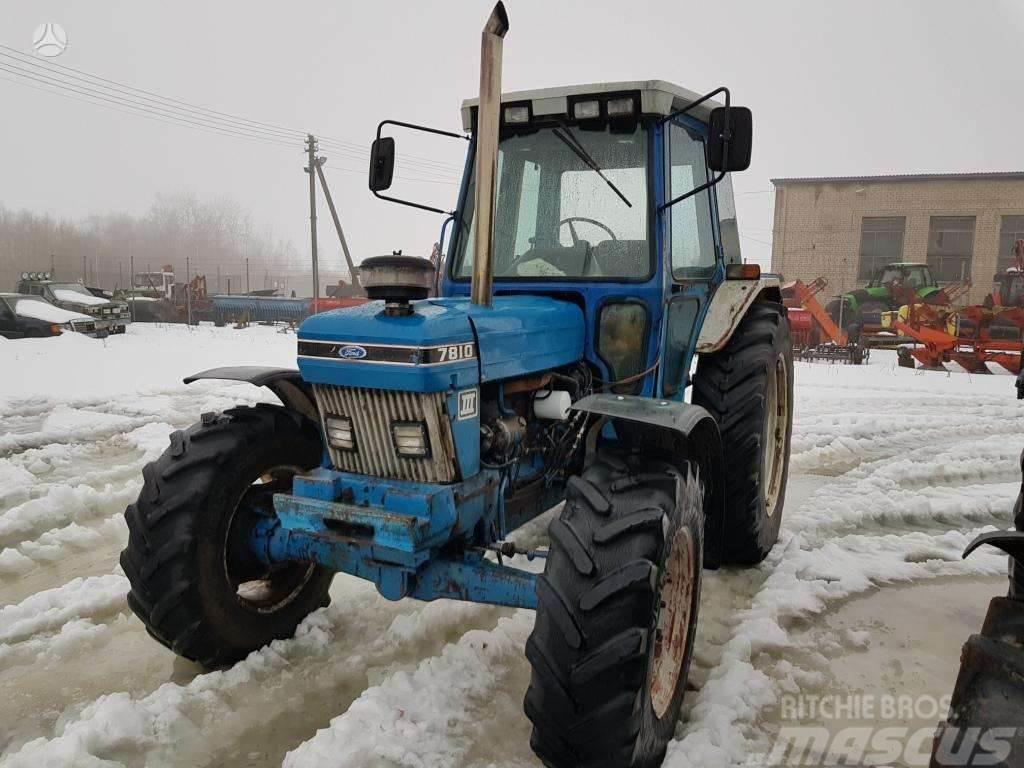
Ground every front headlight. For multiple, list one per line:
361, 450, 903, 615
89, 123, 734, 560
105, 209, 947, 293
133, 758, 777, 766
391, 421, 429, 457
325, 415, 355, 451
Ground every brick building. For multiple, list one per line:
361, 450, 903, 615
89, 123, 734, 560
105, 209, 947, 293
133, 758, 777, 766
769, 172, 1024, 305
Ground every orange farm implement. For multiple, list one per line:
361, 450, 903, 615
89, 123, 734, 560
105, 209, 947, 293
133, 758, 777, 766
782, 278, 868, 364
895, 241, 1024, 373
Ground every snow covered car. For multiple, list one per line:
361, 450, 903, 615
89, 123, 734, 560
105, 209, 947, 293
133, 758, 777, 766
14, 277, 130, 334
0, 293, 100, 338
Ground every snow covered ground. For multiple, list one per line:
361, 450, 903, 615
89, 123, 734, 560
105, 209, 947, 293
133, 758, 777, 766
0, 324, 1020, 767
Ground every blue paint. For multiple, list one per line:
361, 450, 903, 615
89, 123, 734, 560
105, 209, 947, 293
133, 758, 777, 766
297, 296, 583, 393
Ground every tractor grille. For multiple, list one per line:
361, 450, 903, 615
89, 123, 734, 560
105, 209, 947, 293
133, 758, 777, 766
312, 384, 457, 483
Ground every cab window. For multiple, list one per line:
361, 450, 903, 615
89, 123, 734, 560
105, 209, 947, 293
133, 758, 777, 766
668, 121, 716, 278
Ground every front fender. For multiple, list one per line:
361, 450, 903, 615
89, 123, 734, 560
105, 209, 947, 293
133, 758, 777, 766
571, 393, 725, 569
696, 276, 783, 354
183, 366, 318, 423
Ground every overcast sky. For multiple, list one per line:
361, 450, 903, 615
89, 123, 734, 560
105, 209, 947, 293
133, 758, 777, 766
2, 0, 1023, 282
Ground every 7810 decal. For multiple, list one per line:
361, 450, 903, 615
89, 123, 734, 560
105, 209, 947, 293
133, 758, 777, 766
432, 343, 476, 363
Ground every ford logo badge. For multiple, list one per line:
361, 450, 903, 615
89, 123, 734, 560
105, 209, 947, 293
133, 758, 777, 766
338, 345, 367, 360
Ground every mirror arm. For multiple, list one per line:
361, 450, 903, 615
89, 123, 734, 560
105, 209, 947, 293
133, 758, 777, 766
370, 119, 470, 216
370, 190, 455, 217
658, 168, 727, 212
376, 119, 469, 143
658, 86, 730, 126
658, 85, 734, 212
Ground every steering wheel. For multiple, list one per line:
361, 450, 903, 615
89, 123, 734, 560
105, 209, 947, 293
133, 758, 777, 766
559, 217, 617, 275
559, 216, 617, 246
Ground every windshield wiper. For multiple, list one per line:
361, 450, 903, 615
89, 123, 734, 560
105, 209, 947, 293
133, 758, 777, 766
552, 126, 632, 208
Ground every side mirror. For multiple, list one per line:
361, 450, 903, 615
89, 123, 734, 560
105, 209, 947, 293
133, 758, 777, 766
368, 137, 396, 191
707, 106, 752, 172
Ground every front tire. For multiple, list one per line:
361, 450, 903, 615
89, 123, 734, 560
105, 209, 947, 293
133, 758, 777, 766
525, 449, 704, 768
120, 404, 334, 667
692, 300, 793, 565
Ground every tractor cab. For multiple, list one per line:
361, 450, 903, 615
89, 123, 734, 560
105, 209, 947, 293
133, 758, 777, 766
366, 80, 757, 399
867, 262, 938, 302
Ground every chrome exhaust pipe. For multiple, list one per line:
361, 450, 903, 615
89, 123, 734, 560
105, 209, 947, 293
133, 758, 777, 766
470, 2, 509, 307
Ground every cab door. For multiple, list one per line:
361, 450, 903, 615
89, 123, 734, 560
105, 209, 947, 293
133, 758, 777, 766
659, 118, 721, 399
0, 299, 24, 339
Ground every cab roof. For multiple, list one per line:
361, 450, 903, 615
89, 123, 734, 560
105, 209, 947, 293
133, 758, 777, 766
460, 80, 721, 131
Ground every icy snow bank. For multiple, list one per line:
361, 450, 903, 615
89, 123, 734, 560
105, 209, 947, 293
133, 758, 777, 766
0, 574, 127, 645
1, 591, 500, 767
0, 323, 296, 405
661, 527, 1007, 768
284, 612, 532, 768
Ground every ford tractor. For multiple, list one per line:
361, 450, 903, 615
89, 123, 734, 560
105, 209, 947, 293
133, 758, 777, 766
120, 5, 793, 766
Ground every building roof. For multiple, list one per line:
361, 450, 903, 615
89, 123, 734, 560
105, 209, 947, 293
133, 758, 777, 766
772, 171, 1024, 186
460, 80, 721, 131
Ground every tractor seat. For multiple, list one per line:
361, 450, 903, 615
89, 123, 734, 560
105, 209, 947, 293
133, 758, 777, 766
591, 240, 648, 277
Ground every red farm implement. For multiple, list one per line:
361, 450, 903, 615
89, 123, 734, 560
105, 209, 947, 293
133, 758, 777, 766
895, 241, 1024, 373
782, 278, 868, 364
894, 302, 1024, 373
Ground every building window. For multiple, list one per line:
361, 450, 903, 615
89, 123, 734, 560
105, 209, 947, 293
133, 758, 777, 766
927, 216, 975, 282
997, 215, 1024, 272
857, 217, 905, 280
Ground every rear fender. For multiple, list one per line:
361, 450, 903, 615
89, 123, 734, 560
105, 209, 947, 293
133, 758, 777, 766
571, 393, 725, 569
183, 366, 318, 423
696, 276, 783, 354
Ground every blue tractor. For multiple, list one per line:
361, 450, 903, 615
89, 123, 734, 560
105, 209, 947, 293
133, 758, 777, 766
121, 5, 793, 766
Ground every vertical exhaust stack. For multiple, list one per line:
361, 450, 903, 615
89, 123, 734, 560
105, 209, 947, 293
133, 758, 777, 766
470, 2, 509, 307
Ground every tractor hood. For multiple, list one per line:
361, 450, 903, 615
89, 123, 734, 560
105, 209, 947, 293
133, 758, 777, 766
297, 295, 584, 392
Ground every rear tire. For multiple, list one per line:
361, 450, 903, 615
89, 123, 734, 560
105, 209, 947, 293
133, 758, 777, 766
120, 404, 334, 667
525, 449, 704, 768
692, 300, 793, 565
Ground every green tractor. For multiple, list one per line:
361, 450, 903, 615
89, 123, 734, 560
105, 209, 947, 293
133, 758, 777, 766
825, 262, 950, 339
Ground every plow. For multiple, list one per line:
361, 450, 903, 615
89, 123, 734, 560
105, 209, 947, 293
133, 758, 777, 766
894, 302, 1024, 373
894, 240, 1024, 374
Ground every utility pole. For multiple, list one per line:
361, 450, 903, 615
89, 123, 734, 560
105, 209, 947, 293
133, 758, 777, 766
245, 257, 250, 294
129, 240, 135, 322
119, 262, 123, 290
217, 265, 221, 294
314, 157, 362, 294
306, 134, 320, 313
186, 251, 193, 326
82, 253, 86, 283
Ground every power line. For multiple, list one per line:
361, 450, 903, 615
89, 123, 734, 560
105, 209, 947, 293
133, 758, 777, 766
0, 61, 299, 147
0, 44, 465, 175
0, 73, 297, 150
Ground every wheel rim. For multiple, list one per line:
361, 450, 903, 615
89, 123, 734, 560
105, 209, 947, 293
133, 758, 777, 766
762, 354, 788, 517
648, 526, 696, 719
223, 465, 316, 614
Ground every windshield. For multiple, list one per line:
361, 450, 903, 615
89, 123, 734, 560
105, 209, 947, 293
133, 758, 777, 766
49, 282, 91, 295
452, 122, 649, 280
